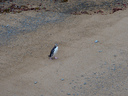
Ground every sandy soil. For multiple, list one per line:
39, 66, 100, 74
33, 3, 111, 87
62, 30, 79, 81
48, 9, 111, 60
0, 5, 128, 96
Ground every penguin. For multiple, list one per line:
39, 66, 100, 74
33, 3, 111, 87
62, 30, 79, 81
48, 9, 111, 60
48, 44, 58, 59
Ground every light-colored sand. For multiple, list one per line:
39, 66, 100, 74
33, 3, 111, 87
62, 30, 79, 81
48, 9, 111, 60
0, 9, 128, 96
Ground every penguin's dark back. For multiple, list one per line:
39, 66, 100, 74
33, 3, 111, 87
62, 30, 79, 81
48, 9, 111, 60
48, 46, 56, 57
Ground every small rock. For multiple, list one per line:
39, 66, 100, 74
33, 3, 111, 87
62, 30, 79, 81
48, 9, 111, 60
61, 78, 64, 81
114, 55, 117, 57
95, 40, 99, 43
84, 82, 86, 85
104, 62, 107, 65
99, 50, 102, 52
6, 25, 9, 27
34, 81, 37, 84
67, 93, 71, 95
72, 86, 76, 89
8, 31, 11, 34
96, 77, 98, 79
112, 64, 116, 71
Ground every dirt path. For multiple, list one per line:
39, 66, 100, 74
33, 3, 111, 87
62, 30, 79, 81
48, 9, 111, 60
0, 7, 128, 96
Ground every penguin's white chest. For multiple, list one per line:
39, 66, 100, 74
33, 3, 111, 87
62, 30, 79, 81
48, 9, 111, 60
53, 46, 58, 56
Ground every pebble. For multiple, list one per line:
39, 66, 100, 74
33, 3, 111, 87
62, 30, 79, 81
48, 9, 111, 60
34, 81, 37, 84
99, 50, 102, 52
6, 25, 9, 27
104, 62, 107, 65
8, 31, 11, 34
112, 64, 116, 71
95, 40, 99, 43
72, 86, 76, 89
84, 82, 87, 85
61, 78, 64, 81
67, 93, 71, 95
114, 55, 117, 57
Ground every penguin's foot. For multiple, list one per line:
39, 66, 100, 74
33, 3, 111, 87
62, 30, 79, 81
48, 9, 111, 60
55, 57, 58, 59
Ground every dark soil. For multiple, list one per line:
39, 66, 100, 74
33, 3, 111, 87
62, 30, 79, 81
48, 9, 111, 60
0, 0, 128, 14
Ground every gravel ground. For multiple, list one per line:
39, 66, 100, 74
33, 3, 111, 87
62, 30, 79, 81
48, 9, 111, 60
0, 0, 128, 45
63, 61, 128, 95
0, 11, 69, 45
